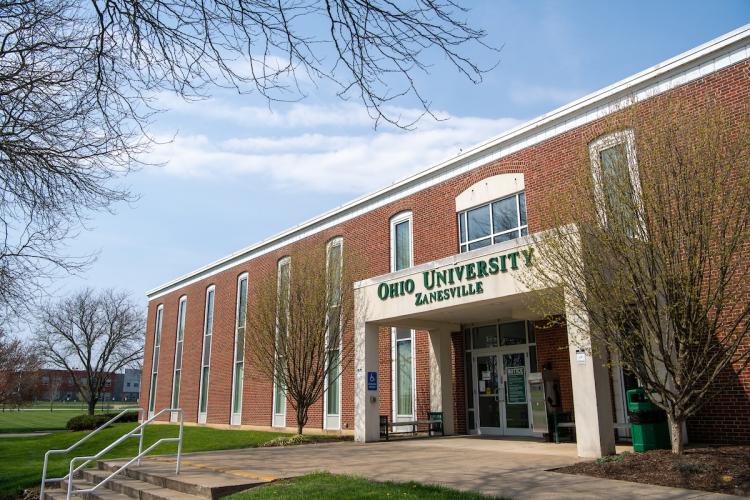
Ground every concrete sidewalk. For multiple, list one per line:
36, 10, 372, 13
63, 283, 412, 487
154, 436, 736, 499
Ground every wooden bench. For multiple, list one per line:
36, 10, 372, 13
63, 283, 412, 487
380, 412, 444, 441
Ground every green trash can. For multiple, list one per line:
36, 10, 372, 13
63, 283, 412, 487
626, 388, 670, 452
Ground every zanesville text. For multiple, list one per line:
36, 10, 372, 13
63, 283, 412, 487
377, 248, 534, 307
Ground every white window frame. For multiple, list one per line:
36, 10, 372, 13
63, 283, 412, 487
391, 328, 417, 425
589, 130, 643, 230
323, 237, 344, 430
147, 304, 164, 418
457, 191, 528, 253
272, 258, 290, 428
230, 274, 248, 426
197, 285, 215, 424
390, 211, 413, 272
170, 296, 187, 422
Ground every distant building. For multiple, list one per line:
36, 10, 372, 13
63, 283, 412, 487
39, 368, 122, 402
122, 368, 141, 402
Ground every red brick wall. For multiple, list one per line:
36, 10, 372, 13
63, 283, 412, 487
139, 59, 750, 441
534, 321, 573, 414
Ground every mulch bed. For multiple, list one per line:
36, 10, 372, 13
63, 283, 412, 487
556, 446, 750, 497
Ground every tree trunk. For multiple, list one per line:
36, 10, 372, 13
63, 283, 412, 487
668, 414, 684, 454
88, 398, 97, 416
296, 405, 308, 435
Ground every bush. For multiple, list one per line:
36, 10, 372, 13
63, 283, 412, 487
260, 435, 309, 447
66, 411, 140, 431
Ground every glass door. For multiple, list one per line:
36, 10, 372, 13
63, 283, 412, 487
502, 351, 530, 435
475, 354, 501, 433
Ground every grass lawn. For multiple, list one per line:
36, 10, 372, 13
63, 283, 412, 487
227, 473, 497, 499
0, 407, 137, 434
0, 424, 291, 499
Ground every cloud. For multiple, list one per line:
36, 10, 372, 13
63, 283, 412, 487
509, 83, 586, 106
147, 102, 521, 194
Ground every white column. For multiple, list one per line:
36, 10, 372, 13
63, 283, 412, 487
428, 329, 454, 435
566, 295, 616, 458
354, 319, 380, 442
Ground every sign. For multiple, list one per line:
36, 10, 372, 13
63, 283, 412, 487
376, 247, 534, 307
575, 350, 586, 365
506, 366, 526, 404
367, 371, 378, 391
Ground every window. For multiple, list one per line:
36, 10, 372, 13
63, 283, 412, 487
589, 130, 642, 232
171, 297, 187, 410
390, 212, 412, 271
148, 305, 164, 414
325, 238, 343, 425
273, 259, 290, 423
231, 275, 248, 424
198, 285, 215, 421
394, 328, 413, 417
458, 192, 527, 252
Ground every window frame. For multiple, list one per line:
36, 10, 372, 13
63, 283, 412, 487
391, 327, 416, 421
272, 258, 290, 428
323, 237, 344, 429
230, 274, 248, 426
170, 296, 187, 422
197, 285, 215, 423
390, 211, 413, 272
147, 304, 164, 416
589, 130, 642, 230
457, 191, 528, 253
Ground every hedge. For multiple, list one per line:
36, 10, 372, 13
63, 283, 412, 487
66, 411, 139, 431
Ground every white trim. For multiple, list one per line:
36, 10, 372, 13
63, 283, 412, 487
455, 173, 525, 212
147, 304, 164, 418
146, 25, 750, 300
324, 237, 344, 430
170, 296, 187, 422
230, 274, 248, 426
197, 285, 215, 424
390, 211, 413, 272
272, 258, 290, 428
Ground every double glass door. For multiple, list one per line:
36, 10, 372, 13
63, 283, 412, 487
474, 350, 531, 435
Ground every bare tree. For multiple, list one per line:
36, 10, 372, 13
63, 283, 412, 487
34, 289, 144, 415
0, 330, 42, 410
247, 243, 362, 434
46, 371, 64, 411
523, 92, 750, 453
0, 0, 496, 321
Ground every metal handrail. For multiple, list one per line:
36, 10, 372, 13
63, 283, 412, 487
40, 408, 143, 499
40, 408, 184, 500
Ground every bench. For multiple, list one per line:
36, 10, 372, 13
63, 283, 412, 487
552, 415, 633, 444
380, 412, 444, 441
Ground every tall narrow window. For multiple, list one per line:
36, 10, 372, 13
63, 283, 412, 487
394, 328, 413, 417
589, 130, 641, 233
325, 238, 343, 429
231, 275, 248, 425
197, 286, 215, 423
390, 212, 412, 272
273, 258, 290, 427
147, 305, 164, 417
170, 296, 187, 421
457, 191, 528, 253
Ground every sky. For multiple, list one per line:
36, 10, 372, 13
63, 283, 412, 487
54, 1, 749, 312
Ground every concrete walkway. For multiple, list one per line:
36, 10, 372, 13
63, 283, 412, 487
153, 436, 736, 499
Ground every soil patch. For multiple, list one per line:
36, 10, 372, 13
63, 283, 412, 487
556, 446, 750, 497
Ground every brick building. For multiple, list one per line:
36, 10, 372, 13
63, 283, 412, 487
140, 26, 750, 458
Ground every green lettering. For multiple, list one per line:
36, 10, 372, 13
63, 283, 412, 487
509, 251, 519, 270
436, 270, 448, 288
389, 282, 399, 298
378, 283, 389, 300
521, 248, 534, 267
488, 257, 499, 275
476, 282, 484, 294
423, 270, 435, 290
477, 260, 489, 278
500, 255, 507, 273
448, 268, 455, 284
466, 263, 476, 280
404, 279, 415, 294
455, 265, 465, 281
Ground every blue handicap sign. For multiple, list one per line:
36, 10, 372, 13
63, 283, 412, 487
367, 371, 378, 391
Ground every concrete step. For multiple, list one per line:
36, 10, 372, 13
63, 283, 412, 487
46, 479, 133, 500
82, 469, 204, 500
98, 458, 268, 499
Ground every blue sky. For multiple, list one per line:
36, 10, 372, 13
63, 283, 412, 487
57, 1, 749, 309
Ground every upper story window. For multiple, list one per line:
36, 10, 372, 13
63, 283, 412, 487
390, 212, 412, 271
589, 130, 642, 232
458, 191, 527, 253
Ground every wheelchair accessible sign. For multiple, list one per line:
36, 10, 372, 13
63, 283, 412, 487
367, 371, 378, 391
